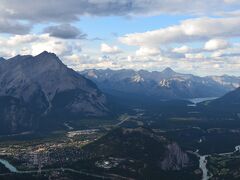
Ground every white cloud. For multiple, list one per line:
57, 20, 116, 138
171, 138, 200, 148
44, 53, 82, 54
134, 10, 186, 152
0, 34, 79, 58
0, 0, 239, 35
210, 43, 240, 58
172, 45, 191, 53
0, 1, 239, 76
185, 53, 205, 59
100, 43, 121, 54
119, 16, 240, 46
204, 39, 229, 51
7, 34, 39, 46
136, 47, 161, 57
31, 38, 71, 56
211, 51, 224, 58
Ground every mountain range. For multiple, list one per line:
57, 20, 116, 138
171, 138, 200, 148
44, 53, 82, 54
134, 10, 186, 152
0, 52, 108, 134
0, 52, 239, 135
81, 68, 240, 100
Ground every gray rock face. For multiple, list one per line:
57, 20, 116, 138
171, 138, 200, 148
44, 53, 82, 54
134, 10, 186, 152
161, 143, 189, 171
0, 96, 34, 134
81, 68, 240, 99
0, 51, 108, 134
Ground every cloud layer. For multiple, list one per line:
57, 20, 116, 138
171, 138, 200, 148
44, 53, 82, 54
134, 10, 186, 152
0, 0, 240, 34
119, 17, 240, 46
0, 0, 239, 76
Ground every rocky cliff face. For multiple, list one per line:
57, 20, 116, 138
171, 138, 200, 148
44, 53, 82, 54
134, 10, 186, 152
0, 51, 108, 134
160, 142, 189, 170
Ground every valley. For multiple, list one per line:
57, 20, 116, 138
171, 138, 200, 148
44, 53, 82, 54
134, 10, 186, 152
0, 53, 239, 179
0, 98, 240, 179
1, 0, 240, 179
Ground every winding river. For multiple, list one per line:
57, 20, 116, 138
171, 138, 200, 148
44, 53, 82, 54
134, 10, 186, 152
197, 145, 240, 180
199, 155, 210, 180
0, 159, 18, 173
0, 158, 112, 179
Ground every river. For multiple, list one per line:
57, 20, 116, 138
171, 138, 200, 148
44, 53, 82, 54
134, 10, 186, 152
197, 144, 240, 180
199, 155, 210, 180
0, 158, 113, 179
0, 159, 18, 173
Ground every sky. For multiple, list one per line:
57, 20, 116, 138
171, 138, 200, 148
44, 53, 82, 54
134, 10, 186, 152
0, 0, 240, 76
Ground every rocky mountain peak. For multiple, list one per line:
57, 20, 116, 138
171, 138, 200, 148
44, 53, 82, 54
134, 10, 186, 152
34, 51, 64, 67
35, 51, 58, 60
0, 52, 108, 134
161, 67, 176, 75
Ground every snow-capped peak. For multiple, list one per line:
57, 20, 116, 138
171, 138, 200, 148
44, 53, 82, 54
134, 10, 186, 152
131, 74, 144, 83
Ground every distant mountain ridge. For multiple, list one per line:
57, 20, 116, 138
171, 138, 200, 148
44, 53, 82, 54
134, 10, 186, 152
0, 52, 108, 134
80, 68, 240, 99
207, 87, 240, 113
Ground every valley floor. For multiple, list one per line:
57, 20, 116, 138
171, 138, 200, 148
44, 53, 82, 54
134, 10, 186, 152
0, 100, 240, 180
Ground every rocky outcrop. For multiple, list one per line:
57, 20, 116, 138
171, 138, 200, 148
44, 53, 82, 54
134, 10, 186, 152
160, 142, 189, 171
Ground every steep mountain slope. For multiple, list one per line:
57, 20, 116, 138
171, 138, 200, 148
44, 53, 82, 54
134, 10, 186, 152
81, 68, 240, 99
0, 52, 108, 134
0, 96, 34, 134
207, 87, 240, 113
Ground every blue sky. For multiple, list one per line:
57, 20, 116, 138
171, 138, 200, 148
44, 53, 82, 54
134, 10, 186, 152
78, 15, 190, 37
0, 0, 240, 76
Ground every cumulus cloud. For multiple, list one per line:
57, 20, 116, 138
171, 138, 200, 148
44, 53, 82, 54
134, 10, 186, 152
0, 34, 80, 58
7, 34, 39, 46
44, 24, 87, 39
210, 43, 240, 58
204, 39, 229, 51
119, 16, 240, 46
0, 0, 239, 21
172, 46, 191, 53
185, 53, 205, 59
0, 19, 31, 34
65, 53, 120, 70
0, 0, 239, 35
136, 47, 161, 57
0, 0, 239, 75
101, 43, 121, 54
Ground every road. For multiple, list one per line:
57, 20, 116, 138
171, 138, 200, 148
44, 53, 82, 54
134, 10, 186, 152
0, 158, 132, 179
